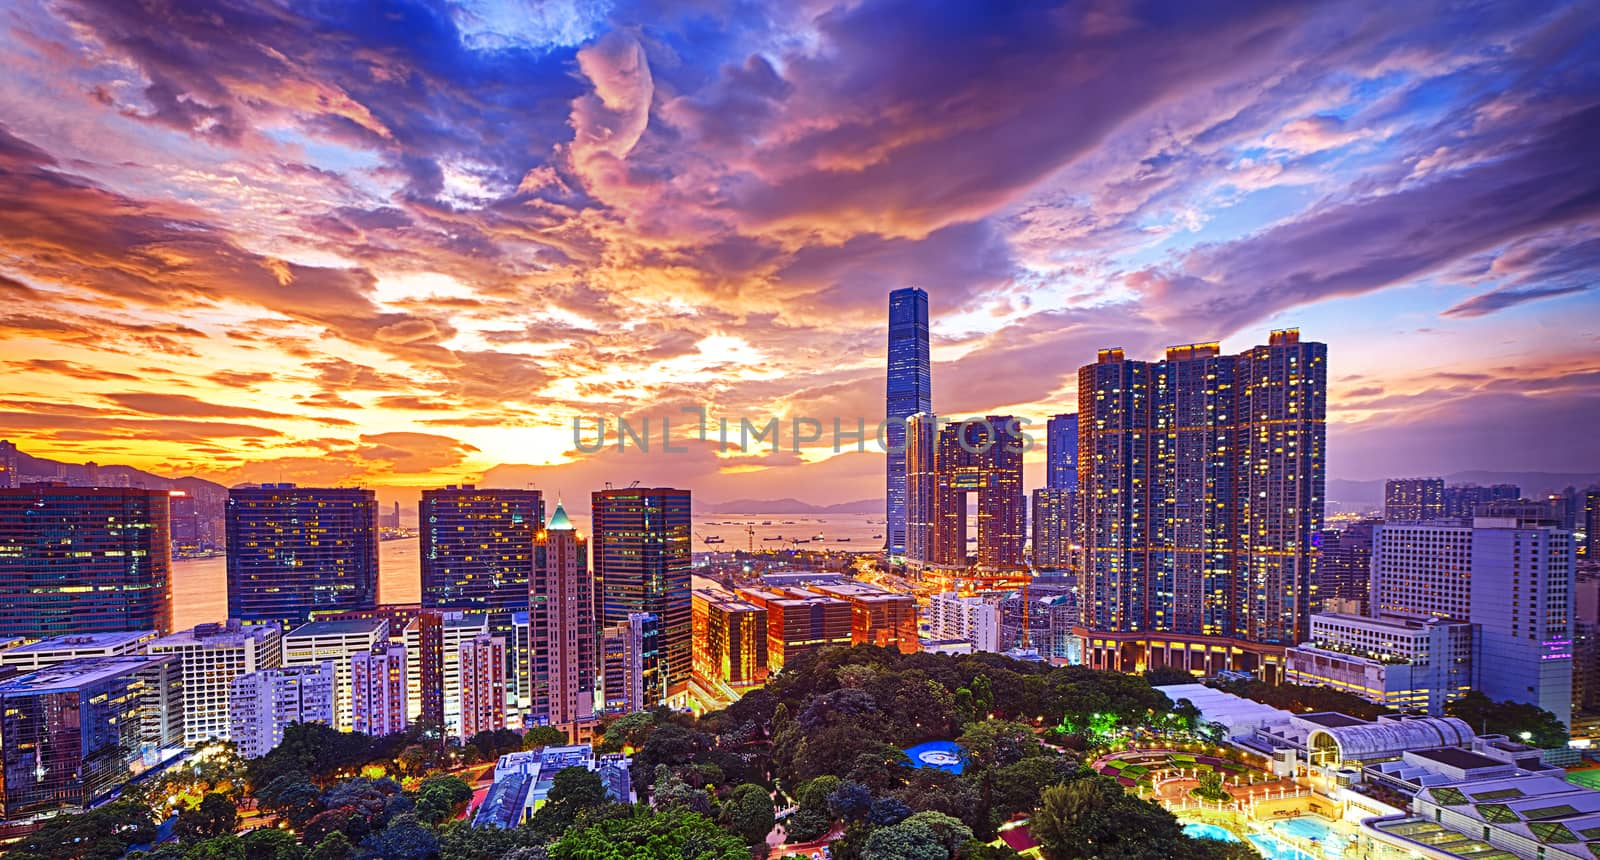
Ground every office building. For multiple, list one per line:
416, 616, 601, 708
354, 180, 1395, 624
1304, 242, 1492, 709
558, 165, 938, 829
459, 633, 506, 739
737, 587, 852, 673
803, 581, 919, 653
0, 630, 158, 672
1373, 518, 1576, 725
1385, 477, 1445, 523
351, 643, 408, 737
225, 484, 378, 629
885, 287, 932, 557
402, 610, 486, 732
420, 486, 542, 613
1443, 483, 1521, 519
1031, 488, 1075, 572
229, 663, 335, 758
472, 745, 631, 829
0, 484, 173, 639
1575, 573, 1600, 716
907, 415, 1027, 572
924, 592, 1000, 652
147, 620, 281, 745
0, 654, 184, 822
1045, 413, 1078, 491
1317, 518, 1379, 613
528, 502, 596, 738
1076, 331, 1327, 665
600, 612, 657, 714
282, 618, 388, 731
1284, 613, 1473, 714
591, 487, 690, 696
692, 587, 769, 693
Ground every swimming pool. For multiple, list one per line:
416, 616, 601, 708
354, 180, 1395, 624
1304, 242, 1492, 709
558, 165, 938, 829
1183, 822, 1241, 843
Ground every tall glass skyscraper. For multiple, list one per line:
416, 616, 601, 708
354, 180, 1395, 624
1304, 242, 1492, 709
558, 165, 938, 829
225, 484, 378, 629
420, 485, 542, 613
885, 287, 931, 557
529, 502, 596, 736
1045, 414, 1078, 490
0, 484, 173, 639
1078, 330, 1326, 653
591, 487, 690, 701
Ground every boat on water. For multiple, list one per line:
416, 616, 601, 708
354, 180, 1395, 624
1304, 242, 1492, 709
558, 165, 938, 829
704, 536, 725, 544
761, 520, 773, 525
872, 533, 883, 539
838, 538, 852, 542
762, 535, 784, 541
813, 534, 825, 541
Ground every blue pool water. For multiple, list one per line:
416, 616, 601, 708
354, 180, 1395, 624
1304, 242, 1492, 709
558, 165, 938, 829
1273, 817, 1334, 841
1183, 823, 1240, 843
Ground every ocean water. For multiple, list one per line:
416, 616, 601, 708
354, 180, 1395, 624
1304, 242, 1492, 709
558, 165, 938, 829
170, 513, 888, 629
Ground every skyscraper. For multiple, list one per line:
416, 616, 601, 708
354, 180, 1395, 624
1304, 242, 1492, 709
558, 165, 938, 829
1031, 488, 1075, 571
226, 484, 378, 629
909, 416, 1026, 572
0, 483, 173, 639
1586, 489, 1599, 559
1384, 478, 1445, 522
591, 487, 690, 698
885, 287, 932, 557
1077, 331, 1326, 671
0, 440, 18, 489
528, 502, 596, 738
420, 485, 542, 613
0, 655, 184, 822
351, 643, 407, 737
1045, 413, 1078, 491
1443, 483, 1521, 519
1316, 518, 1379, 613
459, 633, 506, 739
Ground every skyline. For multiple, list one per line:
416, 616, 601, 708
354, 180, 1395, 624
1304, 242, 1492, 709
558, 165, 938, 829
2, 0, 1598, 505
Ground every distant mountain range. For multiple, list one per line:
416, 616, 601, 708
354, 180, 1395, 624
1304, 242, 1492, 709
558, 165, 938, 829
10, 446, 228, 496
698, 497, 880, 514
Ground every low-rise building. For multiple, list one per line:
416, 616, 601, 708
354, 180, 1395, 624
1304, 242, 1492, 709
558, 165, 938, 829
803, 582, 919, 654
1285, 613, 1473, 714
691, 586, 769, 695
0, 630, 159, 672
229, 663, 336, 758
924, 592, 1000, 652
471, 745, 632, 829
736, 587, 851, 673
282, 618, 388, 731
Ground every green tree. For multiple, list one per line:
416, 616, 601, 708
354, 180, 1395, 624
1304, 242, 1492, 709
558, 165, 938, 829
531, 767, 610, 835
415, 775, 474, 824
358, 812, 438, 859
720, 783, 776, 845
175, 793, 239, 841
241, 828, 307, 860
182, 834, 245, 860
1446, 691, 1570, 748
1031, 777, 1191, 860
308, 831, 355, 860
524, 725, 570, 749
652, 764, 713, 815
549, 808, 748, 860
1142, 666, 1196, 688
863, 811, 973, 860
7, 800, 157, 860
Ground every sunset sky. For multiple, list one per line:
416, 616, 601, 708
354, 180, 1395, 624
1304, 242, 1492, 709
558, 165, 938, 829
1, 0, 1596, 506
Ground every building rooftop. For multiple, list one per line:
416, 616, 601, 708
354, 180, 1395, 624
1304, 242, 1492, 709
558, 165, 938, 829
285, 619, 389, 638
0, 630, 156, 653
149, 620, 277, 647
0, 654, 174, 694
1410, 747, 1507, 771
1298, 712, 1370, 729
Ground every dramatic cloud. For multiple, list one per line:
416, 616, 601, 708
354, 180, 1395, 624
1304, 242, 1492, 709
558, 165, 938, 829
0, 0, 1596, 500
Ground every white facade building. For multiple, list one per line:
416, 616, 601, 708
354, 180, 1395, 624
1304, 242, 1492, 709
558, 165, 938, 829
923, 592, 1000, 652
0, 630, 158, 671
459, 633, 506, 740
402, 611, 487, 733
1285, 613, 1472, 714
147, 620, 280, 745
351, 643, 408, 737
1371, 518, 1575, 725
229, 663, 336, 758
282, 619, 388, 731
